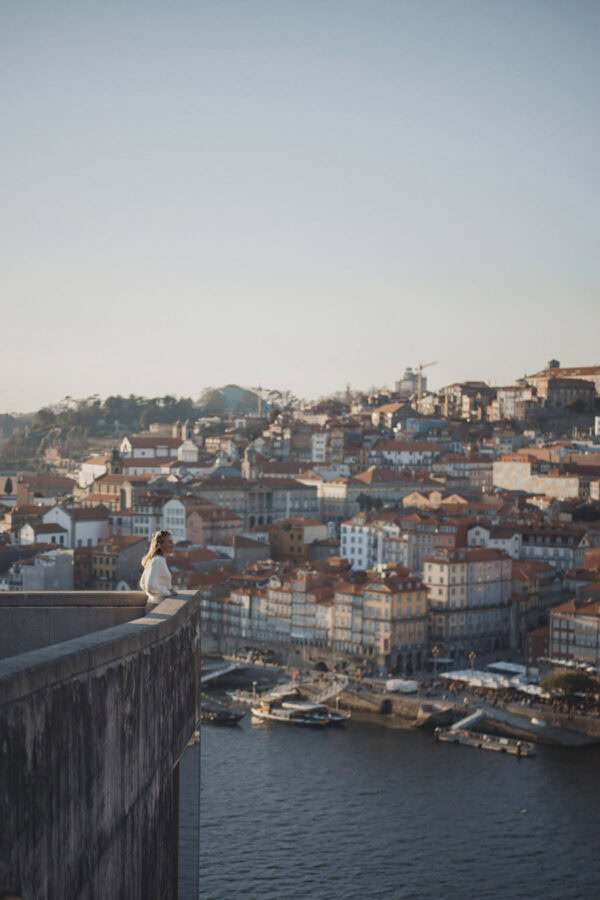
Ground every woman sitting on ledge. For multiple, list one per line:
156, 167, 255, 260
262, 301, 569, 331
140, 530, 177, 613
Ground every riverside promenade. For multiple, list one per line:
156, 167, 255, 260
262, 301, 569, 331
297, 672, 600, 746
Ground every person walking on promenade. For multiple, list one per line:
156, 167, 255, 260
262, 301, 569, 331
140, 529, 176, 613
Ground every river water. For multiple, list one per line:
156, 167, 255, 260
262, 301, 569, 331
180, 714, 600, 899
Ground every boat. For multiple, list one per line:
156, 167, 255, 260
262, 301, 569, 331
280, 700, 351, 726
434, 727, 535, 757
250, 698, 331, 727
200, 706, 245, 726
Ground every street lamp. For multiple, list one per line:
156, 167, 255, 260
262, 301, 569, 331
468, 650, 477, 676
432, 645, 440, 678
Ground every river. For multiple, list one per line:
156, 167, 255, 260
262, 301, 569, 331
179, 713, 600, 899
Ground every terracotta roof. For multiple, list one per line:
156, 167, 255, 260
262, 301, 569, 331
552, 598, 600, 617
23, 475, 76, 490
12, 505, 45, 515
122, 457, 178, 468
233, 536, 269, 549
354, 468, 412, 485
97, 474, 130, 485
97, 535, 146, 549
125, 436, 183, 448
171, 548, 218, 563
425, 548, 509, 564
529, 366, 600, 378
373, 402, 409, 414
260, 461, 303, 474
83, 455, 110, 466
27, 523, 68, 534
70, 505, 111, 520
297, 470, 325, 481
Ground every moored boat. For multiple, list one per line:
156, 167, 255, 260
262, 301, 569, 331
200, 707, 245, 726
250, 698, 331, 727
280, 700, 351, 726
434, 727, 535, 756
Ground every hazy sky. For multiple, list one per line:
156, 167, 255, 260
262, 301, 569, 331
2, 1, 599, 412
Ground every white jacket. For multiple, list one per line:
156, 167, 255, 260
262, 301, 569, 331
140, 555, 172, 603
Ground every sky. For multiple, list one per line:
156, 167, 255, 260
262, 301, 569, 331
2, 0, 600, 412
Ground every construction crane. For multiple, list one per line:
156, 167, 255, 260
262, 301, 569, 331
417, 361, 437, 413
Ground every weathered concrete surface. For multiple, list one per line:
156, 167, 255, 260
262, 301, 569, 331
0, 591, 147, 659
0, 591, 200, 900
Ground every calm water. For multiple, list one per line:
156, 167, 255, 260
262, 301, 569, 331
180, 714, 600, 900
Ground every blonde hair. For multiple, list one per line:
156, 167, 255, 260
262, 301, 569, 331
142, 530, 172, 567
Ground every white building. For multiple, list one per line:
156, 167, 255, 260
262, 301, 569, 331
78, 455, 110, 488
311, 432, 327, 463
161, 498, 188, 543
369, 440, 441, 470
340, 514, 409, 571
20, 522, 68, 546
119, 435, 183, 458
41, 505, 110, 548
467, 525, 522, 559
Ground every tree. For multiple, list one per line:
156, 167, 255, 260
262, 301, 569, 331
572, 503, 600, 522
541, 670, 599, 707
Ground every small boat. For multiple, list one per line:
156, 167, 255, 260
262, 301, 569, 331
434, 727, 535, 757
200, 707, 245, 726
250, 698, 331, 727
280, 700, 350, 726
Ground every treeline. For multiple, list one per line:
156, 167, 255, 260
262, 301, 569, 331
32, 394, 197, 432
0, 395, 197, 465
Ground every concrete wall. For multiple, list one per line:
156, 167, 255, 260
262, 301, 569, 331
0, 591, 146, 660
0, 591, 200, 900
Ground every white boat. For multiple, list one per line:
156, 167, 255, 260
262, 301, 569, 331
250, 698, 331, 727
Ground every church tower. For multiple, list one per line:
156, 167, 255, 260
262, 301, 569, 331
241, 446, 259, 480
106, 449, 123, 475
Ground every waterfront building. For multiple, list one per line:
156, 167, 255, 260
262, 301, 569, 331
333, 566, 428, 672
549, 596, 600, 668
512, 560, 563, 638
424, 548, 513, 659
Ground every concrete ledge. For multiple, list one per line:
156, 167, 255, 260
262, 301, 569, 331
0, 591, 146, 607
0, 592, 198, 706
0, 589, 201, 899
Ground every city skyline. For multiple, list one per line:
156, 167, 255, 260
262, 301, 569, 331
3, 1, 600, 411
